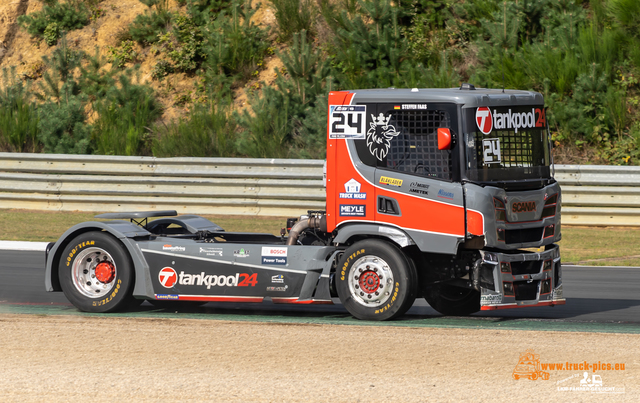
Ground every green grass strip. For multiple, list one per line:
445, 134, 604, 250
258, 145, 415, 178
2, 303, 639, 334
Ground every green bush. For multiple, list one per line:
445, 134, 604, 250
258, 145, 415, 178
326, 0, 416, 89
152, 101, 237, 157
237, 31, 331, 158
154, 14, 205, 72
35, 38, 83, 102
43, 22, 60, 46
187, 0, 232, 25
151, 60, 174, 80
18, 1, 90, 41
37, 94, 92, 154
201, 0, 270, 91
92, 74, 162, 156
270, 0, 317, 42
129, 0, 172, 44
107, 40, 137, 68
0, 68, 40, 152
236, 91, 293, 158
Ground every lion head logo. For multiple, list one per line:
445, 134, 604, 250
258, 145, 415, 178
366, 113, 400, 160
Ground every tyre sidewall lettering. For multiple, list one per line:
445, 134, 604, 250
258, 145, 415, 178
92, 279, 122, 307
59, 232, 134, 313
336, 240, 415, 321
66, 240, 96, 267
374, 283, 400, 315
340, 248, 365, 281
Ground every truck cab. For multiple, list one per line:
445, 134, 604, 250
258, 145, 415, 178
325, 85, 564, 316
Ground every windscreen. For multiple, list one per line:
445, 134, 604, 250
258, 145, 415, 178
463, 106, 551, 185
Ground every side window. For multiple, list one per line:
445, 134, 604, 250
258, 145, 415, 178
382, 110, 453, 180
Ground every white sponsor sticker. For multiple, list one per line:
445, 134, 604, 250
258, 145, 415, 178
329, 105, 366, 139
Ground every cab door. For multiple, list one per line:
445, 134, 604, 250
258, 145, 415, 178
369, 103, 466, 253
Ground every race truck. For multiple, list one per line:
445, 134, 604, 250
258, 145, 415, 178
44, 84, 565, 320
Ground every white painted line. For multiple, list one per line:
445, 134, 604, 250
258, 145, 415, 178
0, 241, 49, 251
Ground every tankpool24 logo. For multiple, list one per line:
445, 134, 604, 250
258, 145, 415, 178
476, 106, 547, 134
158, 267, 258, 289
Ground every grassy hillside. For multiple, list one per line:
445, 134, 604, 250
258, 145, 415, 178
0, 0, 639, 164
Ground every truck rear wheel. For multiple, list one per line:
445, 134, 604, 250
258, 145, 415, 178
425, 283, 480, 316
58, 231, 135, 313
336, 239, 416, 320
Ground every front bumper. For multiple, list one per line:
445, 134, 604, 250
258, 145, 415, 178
476, 244, 565, 310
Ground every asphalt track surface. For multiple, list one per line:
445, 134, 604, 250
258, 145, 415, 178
1, 250, 639, 331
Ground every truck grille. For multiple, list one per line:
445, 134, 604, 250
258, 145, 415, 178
514, 280, 539, 301
505, 227, 543, 244
511, 261, 542, 276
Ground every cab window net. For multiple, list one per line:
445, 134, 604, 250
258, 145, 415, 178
474, 130, 540, 168
384, 110, 452, 180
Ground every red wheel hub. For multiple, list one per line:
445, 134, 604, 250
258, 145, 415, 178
95, 262, 115, 283
359, 271, 380, 293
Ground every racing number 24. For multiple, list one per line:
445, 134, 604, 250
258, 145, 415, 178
331, 112, 363, 134
238, 273, 258, 287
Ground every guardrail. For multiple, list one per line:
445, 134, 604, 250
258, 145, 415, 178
555, 165, 640, 226
0, 152, 639, 225
0, 153, 325, 216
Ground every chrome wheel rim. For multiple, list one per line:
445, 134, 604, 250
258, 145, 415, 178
71, 247, 117, 298
348, 255, 395, 307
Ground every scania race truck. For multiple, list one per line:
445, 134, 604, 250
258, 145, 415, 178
45, 84, 565, 320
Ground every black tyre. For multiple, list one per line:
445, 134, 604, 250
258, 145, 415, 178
58, 231, 136, 313
424, 283, 480, 316
336, 239, 417, 320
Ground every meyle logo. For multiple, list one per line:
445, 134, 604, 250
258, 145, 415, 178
512, 201, 536, 213
437, 189, 454, 200
158, 267, 178, 288
163, 245, 186, 252
340, 204, 366, 217
261, 247, 288, 265
339, 178, 367, 199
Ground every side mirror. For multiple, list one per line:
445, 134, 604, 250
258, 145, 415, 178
437, 128, 451, 150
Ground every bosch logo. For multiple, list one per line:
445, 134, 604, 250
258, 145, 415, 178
266, 249, 286, 255
158, 267, 178, 288
512, 201, 536, 213
261, 247, 288, 265
476, 107, 493, 134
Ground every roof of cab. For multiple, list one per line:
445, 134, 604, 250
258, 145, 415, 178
346, 87, 544, 107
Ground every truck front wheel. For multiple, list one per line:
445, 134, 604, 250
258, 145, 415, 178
424, 283, 480, 316
336, 239, 417, 320
58, 231, 136, 313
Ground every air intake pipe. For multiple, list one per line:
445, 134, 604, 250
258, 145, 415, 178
286, 215, 327, 246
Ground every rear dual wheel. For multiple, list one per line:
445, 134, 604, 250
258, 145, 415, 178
336, 239, 417, 321
58, 231, 136, 313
